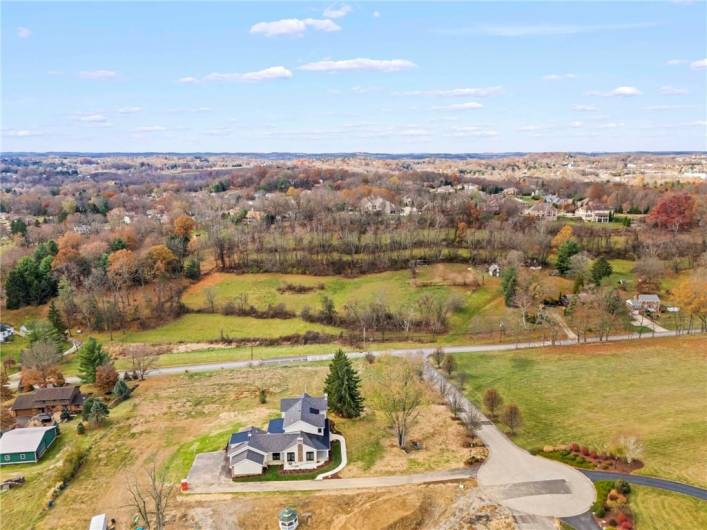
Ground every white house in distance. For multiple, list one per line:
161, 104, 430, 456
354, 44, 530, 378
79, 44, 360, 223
522, 202, 558, 220
226, 394, 331, 478
626, 294, 661, 313
575, 200, 613, 223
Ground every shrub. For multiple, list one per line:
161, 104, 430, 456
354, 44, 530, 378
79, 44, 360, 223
76, 421, 85, 435
258, 388, 267, 404
608, 519, 618, 527
609, 492, 618, 501
615, 479, 631, 495
53, 445, 87, 485
570, 442, 580, 452
581, 446, 590, 456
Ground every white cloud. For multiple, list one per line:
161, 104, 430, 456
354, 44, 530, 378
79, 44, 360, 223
372, 10, 381, 18
587, 86, 642, 97
690, 58, 707, 70
3, 129, 41, 137
690, 120, 706, 126
299, 58, 417, 72
569, 121, 583, 128
180, 66, 292, 83
323, 4, 351, 19
117, 106, 142, 114
17, 27, 31, 38
240, 66, 294, 81
134, 125, 167, 133
572, 104, 598, 112
666, 59, 688, 65
543, 73, 576, 81
659, 85, 689, 95
250, 18, 340, 37
597, 122, 624, 129
436, 102, 484, 110
398, 86, 503, 97
79, 70, 118, 80
78, 113, 109, 123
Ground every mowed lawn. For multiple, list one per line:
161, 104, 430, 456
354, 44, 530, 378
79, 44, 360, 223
96, 313, 345, 344
631, 486, 707, 530
454, 335, 707, 487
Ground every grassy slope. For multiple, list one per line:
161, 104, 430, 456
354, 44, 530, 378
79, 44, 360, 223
631, 486, 707, 530
454, 335, 707, 487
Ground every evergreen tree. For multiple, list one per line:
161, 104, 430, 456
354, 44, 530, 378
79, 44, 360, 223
0, 369, 14, 401
500, 267, 517, 307
591, 256, 613, 286
77, 338, 110, 383
556, 240, 581, 276
324, 349, 364, 418
76, 421, 86, 435
184, 258, 201, 280
113, 379, 131, 400
48, 301, 67, 335
88, 399, 109, 426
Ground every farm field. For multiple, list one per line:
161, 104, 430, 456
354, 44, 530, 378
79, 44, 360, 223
453, 335, 707, 488
0, 360, 470, 529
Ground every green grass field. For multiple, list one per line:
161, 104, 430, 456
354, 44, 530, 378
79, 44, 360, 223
91, 313, 345, 344
631, 486, 707, 530
454, 335, 707, 487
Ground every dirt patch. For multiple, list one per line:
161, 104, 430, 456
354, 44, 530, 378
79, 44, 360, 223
171, 483, 516, 530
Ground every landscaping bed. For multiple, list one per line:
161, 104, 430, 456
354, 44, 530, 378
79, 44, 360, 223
591, 479, 635, 530
532, 443, 643, 473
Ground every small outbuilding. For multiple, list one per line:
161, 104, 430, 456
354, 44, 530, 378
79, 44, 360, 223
0, 425, 58, 465
626, 294, 661, 313
279, 507, 299, 530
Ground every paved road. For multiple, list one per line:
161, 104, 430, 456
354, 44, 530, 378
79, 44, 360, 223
186, 451, 475, 493
424, 363, 596, 519
146, 330, 684, 378
580, 470, 707, 500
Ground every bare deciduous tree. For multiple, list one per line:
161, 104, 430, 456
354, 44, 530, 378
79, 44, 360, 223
126, 465, 174, 530
127, 345, 159, 380
369, 357, 424, 449
617, 434, 645, 464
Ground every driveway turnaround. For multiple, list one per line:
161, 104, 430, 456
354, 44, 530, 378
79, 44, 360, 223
424, 364, 596, 519
185, 451, 475, 493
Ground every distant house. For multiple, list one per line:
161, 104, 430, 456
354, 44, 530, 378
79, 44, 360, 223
626, 294, 661, 313
501, 187, 519, 196
0, 324, 14, 343
523, 202, 558, 220
11, 386, 84, 427
226, 393, 331, 478
244, 209, 264, 224
575, 201, 613, 223
488, 263, 501, 277
0, 425, 58, 465
360, 196, 397, 215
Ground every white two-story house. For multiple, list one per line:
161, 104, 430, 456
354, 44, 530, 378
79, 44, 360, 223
226, 393, 331, 478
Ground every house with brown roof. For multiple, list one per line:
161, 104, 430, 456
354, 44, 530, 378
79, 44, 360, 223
10, 386, 84, 427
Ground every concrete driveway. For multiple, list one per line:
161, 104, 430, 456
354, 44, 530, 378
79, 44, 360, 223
185, 451, 475, 493
424, 364, 596, 518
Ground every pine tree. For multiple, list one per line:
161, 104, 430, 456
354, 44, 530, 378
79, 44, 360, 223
500, 267, 517, 307
591, 256, 613, 286
324, 349, 364, 418
48, 301, 67, 335
77, 338, 110, 383
556, 240, 581, 276
113, 379, 131, 400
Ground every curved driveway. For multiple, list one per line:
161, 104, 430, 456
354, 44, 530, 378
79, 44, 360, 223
424, 363, 596, 518
580, 470, 707, 500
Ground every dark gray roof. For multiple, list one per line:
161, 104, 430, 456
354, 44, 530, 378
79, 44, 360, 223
11, 386, 83, 412
281, 393, 327, 429
302, 420, 330, 450
248, 432, 299, 453
228, 427, 265, 446
232, 450, 265, 465
267, 418, 284, 433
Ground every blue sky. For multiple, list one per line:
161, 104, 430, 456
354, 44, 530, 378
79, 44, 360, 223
2, 1, 706, 153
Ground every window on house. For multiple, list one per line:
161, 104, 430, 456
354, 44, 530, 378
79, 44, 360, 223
272, 452, 280, 461
318, 428, 322, 433
20, 454, 26, 460
287, 452, 295, 462
306, 451, 314, 462
3, 455, 9, 461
